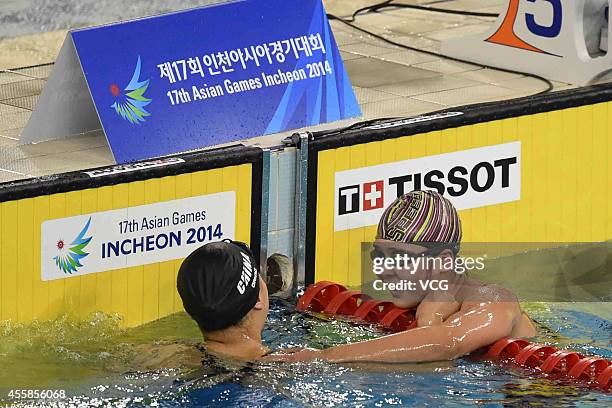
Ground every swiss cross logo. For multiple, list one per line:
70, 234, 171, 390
362, 181, 384, 211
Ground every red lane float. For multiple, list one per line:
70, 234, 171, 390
297, 281, 417, 332
353, 300, 395, 322
297, 281, 346, 313
540, 350, 583, 373
298, 281, 611, 391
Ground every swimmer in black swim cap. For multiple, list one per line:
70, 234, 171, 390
177, 240, 270, 360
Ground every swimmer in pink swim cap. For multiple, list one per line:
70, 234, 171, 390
266, 191, 537, 364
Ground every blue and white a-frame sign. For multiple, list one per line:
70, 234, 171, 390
21, 0, 361, 163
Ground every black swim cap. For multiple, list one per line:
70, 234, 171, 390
177, 240, 259, 332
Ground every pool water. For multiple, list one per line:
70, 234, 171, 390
0, 299, 610, 407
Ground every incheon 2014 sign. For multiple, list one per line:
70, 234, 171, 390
21, 0, 361, 163
41, 192, 236, 281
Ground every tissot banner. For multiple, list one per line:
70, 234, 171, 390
334, 142, 522, 231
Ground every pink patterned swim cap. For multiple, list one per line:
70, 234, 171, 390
377, 190, 462, 251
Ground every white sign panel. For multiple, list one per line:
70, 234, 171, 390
334, 142, 521, 232
83, 157, 185, 178
41, 192, 236, 281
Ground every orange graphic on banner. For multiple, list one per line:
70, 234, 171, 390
486, 0, 546, 53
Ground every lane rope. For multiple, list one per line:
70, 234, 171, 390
298, 281, 611, 391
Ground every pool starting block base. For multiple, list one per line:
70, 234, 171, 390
442, 0, 612, 85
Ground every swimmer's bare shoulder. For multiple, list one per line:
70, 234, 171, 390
454, 281, 537, 338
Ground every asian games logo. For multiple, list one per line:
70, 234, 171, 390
53, 217, 93, 275
110, 56, 152, 124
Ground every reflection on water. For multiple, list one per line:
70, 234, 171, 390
0, 299, 610, 407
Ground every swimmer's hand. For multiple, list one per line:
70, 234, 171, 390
261, 348, 320, 363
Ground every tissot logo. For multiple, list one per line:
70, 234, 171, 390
336, 159, 517, 216
338, 181, 385, 215
334, 142, 522, 231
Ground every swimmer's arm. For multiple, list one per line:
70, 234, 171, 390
316, 303, 519, 363
415, 300, 461, 326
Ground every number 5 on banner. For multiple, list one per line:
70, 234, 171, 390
442, 0, 612, 85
